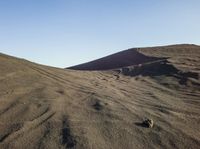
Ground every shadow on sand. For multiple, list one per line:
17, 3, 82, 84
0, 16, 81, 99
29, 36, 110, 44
117, 60, 199, 86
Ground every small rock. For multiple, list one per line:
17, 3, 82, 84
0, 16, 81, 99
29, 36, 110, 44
143, 118, 154, 128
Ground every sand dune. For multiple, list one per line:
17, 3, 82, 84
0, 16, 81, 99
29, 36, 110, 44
68, 48, 164, 70
0, 44, 200, 149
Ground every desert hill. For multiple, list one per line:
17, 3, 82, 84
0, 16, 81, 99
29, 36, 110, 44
0, 44, 200, 149
68, 48, 164, 70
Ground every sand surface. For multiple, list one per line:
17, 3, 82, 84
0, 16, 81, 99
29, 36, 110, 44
0, 44, 200, 149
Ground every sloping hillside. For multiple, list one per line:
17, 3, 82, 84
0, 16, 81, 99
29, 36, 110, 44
68, 48, 164, 70
0, 44, 200, 149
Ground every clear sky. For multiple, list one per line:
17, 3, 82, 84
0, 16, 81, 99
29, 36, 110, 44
0, 0, 200, 68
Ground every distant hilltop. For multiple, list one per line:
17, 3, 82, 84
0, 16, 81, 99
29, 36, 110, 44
68, 44, 200, 70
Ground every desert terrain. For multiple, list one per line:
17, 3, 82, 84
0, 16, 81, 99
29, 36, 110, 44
0, 44, 200, 149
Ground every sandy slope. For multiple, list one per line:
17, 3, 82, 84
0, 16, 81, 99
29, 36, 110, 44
68, 48, 164, 70
0, 44, 200, 149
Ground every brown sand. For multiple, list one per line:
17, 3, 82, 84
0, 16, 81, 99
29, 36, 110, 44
0, 44, 200, 149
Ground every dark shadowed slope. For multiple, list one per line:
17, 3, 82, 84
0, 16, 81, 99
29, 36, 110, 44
68, 44, 200, 71
68, 48, 164, 70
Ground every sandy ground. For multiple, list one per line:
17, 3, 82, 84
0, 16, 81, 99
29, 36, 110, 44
0, 44, 200, 149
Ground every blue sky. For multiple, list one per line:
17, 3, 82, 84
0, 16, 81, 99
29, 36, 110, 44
0, 0, 200, 68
